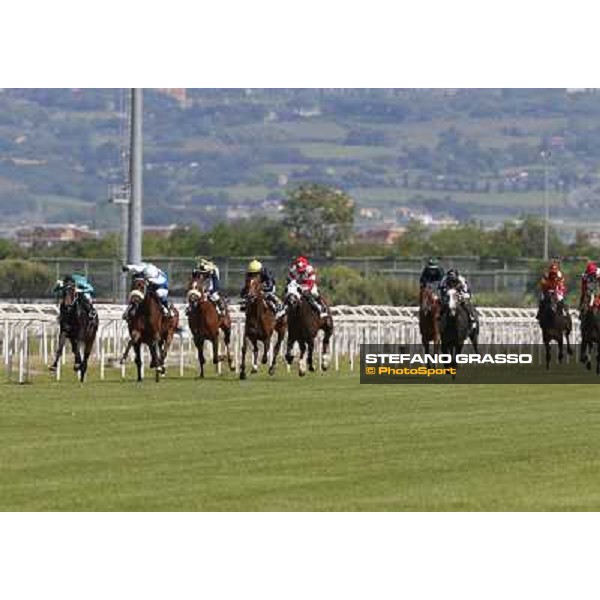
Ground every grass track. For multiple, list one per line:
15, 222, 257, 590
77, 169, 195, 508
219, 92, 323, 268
2, 371, 600, 511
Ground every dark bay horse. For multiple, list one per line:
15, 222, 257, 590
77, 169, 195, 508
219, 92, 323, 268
419, 285, 440, 353
124, 278, 168, 382
49, 282, 98, 382
283, 280, 333, 376
239, 277, 287, 380
538, 289, 573, 370
440, 288, 471, 376
579, 288, 600, 373
186, 277, 234, 378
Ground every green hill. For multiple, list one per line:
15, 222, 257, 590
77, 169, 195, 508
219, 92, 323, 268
1, 88, 599, 236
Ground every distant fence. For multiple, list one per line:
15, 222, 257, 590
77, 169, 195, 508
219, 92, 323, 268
22, 256, 540, 302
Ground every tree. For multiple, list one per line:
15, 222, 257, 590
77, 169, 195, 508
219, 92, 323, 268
283, 184, 354, 257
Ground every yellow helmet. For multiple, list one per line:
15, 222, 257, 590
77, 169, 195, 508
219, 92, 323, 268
247, 259, 262, 274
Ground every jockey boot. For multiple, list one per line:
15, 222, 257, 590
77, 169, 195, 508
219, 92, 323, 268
159, 300, 170, 317
535, 303, 542, 320
122, 304, 134, 320
79, 296, 95, 319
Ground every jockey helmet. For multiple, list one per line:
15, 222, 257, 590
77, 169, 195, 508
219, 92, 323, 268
248, 259, 262, 274
586, 261, 597, 275
446, 268, 458, 279
63, 274, 75, 286
197, 258, 213, 273
427, 257, 437, 267
295, 256, 309, 273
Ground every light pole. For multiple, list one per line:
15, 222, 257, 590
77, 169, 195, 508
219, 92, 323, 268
541, 150, 551, 261
108, 184, 130, 301
127, 88, 143, 265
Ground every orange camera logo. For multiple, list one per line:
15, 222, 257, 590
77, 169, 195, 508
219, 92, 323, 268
365, 367, 376, 375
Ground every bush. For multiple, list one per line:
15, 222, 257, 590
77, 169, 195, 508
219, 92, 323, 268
319, 265, 419, 305
0, 260, 54, 301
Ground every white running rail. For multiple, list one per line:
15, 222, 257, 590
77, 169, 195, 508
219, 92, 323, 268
0, 303, 581, 382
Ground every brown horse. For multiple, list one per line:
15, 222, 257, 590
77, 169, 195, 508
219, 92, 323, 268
283, 280, 333, 376
239, 277, 287, 380
120, 283, 180, 378
419, 285, 440, 353
538, 289, 573, 370
49, 282, 98, 382
186, 277, 234, 378
579, 287, 600, 373
123, 277, 168, 382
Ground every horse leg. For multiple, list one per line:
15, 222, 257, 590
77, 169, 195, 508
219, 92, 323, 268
222, 326, 235, 372
298, 341, 307, 377
149, 340, 161, 382
120, 339, 133, 365
596, 343, 600, 375
134, 342, 143, 382
239, 335, 248, 380
79, 333, 96, 383
50, 330, 67, 371
545, 340, 551, 370
195, 336, 206, 379
321, 328, 332, 371
557, 337, 564, 363
565, 331, 573, 356
307, 340, 315, 372
269, 330, 283, 376
285, 338, 294, 366
251, 339, 259, 374
71, 338, 82, 372
261, 335, 271, 365
212, 337, 219, 375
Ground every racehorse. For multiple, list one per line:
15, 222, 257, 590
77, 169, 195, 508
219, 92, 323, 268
49, 281, 98, 382
122, 277, 173, 382
239, 277, 287, 380
440, 288, 473, 376
538, 289, 573, 370
186, 277, 234, 378
419, 284, 440, 353
579, 287, 600, 373
283, 280, 333, 376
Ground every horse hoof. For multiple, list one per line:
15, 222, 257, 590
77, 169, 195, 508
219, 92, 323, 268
268, 366, 276, 377
308, 365, 315, 372
587, 362, 592, 371
49, 365, 56, 373
240, 372, 247, 380
251, 367, 258, 374
74, 364, 81, 372
299, 369, 306, 377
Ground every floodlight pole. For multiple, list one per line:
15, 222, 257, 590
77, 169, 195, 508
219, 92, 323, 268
541, 150, 551, 261
127, 88, 143, 265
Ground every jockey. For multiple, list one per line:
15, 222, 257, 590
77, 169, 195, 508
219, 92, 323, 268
419, 257, 445, 291
439, 268, 478, 331
537, 261, 566, 319
288, 255, 327, 318
579, 261, 599, 314
54, 273, 97, 319
122, 262, 172, 318
240, 258, 285, 318
192, 258, 226, 316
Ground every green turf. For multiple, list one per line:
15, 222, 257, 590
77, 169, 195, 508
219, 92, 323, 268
2, 368, 600, 511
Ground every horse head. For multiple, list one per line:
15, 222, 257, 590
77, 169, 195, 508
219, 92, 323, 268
186, 276, 208, 305
129, 277, 146, 307
62, 282, 77, 309
245, 276, 264, 307
284, 280, 302, 309
420, 285, 437, 315
445, 288, 460, 317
